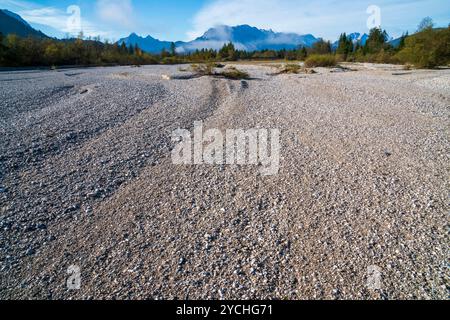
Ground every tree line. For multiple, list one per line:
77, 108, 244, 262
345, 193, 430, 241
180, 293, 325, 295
332, 17, 449, 68
0, 18, 448, 69
0, 32, 159, 67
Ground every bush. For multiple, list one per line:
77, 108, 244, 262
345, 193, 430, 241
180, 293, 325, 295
219, 66, 249, 79
190, 64, 249, 79
191, 63, 215, 75
278, 63, 302, 74
304, 54, 336, 67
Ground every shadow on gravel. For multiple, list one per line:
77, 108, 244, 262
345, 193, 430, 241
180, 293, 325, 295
65, 72, 84, 77
0, 77, 45, 82
170, 74, 262, 81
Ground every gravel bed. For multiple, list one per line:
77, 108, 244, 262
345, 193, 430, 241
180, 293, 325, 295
0, 64, 448, 299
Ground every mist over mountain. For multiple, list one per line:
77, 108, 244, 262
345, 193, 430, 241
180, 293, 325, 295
179, 25, 319, 52
119, 25, 320, 54
0, 9, 48, 38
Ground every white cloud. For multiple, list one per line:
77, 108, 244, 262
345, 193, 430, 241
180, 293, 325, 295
0, 0, 120, 39
18, 6, 109, 38
0, 0, 33, 9
19, 7, 67, 30
187, 0, 443, 40
96, 0, 134, 28
187, 0, 362, 40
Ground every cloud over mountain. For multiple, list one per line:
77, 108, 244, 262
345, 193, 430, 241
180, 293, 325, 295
118, 24, 319, 54
96, 0, 134, 28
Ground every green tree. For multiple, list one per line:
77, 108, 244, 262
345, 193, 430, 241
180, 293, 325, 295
219, 42, 237, 61
284, 50, 297, 61
120, 42, 128, 54
311, 39, 332, 54
44, 42, 61, 65
397, 26, 450, 68
336, 33, 354, 58
170, 42, 176, 56
160, 47, 170, 58
0, 32, 4, 65
364, 28, 389, 54
398, 32, 409, 49
4, 34, 20, 65
299, 46, 308, 60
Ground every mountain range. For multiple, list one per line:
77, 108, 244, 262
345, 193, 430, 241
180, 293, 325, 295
118, 25, 320, 54
0, 9, 47, 38
1, 9, 402, 53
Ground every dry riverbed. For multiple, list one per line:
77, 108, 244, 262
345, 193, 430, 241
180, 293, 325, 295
0, 63, 449, 299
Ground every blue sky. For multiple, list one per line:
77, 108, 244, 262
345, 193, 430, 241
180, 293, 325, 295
1, 0, 449, 41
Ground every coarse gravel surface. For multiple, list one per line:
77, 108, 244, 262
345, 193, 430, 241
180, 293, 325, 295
0, 63, 449, 300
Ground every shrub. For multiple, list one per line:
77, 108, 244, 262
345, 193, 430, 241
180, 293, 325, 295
396, 27, 450, 68
191, 63, 215, 75
310, 39, 332, 54
304, 54, 337, 67
190, 64, 248, 79
403, 64, 413, 70
278, 63, 302, 74
219, 66, 249, 79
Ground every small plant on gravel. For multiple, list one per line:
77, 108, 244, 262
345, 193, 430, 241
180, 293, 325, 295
218, 66, 250, 80
278, 63, 302, 74
402, 64, 413, 70
191, 64, 249, 79
304, 54, 337, 68
191, 63, 215, 76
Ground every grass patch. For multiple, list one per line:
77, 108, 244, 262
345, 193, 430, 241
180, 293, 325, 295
213, 63, 225, 68
271, 63, 317, 75
191, 64, 249, 79
304, 54, 337, 68
278, 63, 302, 74
402, 64, 413, 70
191, 63, 215, 75
218, 66, 250, 79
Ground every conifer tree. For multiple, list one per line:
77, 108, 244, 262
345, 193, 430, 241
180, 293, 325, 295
0, 32, 4, 64
364, 28, 389, 54
170, 42, 176, 56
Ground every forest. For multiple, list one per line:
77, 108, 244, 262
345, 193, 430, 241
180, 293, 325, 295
0, 18, 449, 69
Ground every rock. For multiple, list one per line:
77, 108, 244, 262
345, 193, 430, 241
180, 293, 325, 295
25, 248, 36, 256
87, 189, 102, 199
37, 223, 47, 230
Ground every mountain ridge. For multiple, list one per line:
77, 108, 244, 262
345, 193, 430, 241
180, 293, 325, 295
119, 25, 320, 54
0, 9, 48, 38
